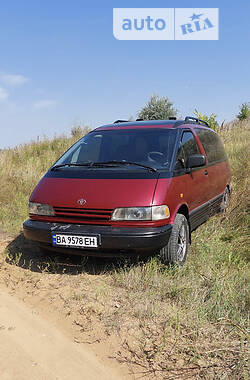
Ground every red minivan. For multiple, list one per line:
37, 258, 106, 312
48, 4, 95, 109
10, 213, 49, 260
23, 117, 231, 265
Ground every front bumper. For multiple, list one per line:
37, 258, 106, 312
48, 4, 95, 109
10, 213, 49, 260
23, 219, 172, 257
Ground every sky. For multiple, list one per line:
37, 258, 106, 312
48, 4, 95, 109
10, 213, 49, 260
0, 1, 249, 149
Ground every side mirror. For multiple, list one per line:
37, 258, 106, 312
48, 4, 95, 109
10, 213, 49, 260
186, 154, 206, 169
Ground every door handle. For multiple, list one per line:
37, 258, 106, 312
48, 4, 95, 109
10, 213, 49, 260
204, 170, 208, 176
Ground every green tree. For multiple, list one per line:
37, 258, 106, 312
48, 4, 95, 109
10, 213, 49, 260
138, 94, 178, 120
194, 109, 219, 131
237, 103, 250, 120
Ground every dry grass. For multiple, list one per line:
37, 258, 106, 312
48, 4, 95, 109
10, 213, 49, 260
0, 120, 249, 379
0, 135, 78, 233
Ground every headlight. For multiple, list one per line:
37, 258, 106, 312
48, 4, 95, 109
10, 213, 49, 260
111, 205, 170, 221
29, 202, 54, 216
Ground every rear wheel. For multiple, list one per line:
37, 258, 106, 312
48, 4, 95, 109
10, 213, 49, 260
220, 187, 230, 212
160, 214, 189, 266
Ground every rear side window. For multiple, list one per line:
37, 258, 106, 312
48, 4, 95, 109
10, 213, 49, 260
175, 131, 200, 171
195, 128, 227, 163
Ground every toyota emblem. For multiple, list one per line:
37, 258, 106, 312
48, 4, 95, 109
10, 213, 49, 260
77, 198, 86, 206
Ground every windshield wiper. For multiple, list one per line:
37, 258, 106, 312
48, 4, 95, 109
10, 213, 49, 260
90, 160, 157, 172
51, 161, 157, 173
51, 162, 93, 171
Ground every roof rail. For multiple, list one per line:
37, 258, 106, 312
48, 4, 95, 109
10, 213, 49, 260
169, 117, 177, 120
113, 119, 128, 124
136, 118, 144, 121
184, 116, 209, 127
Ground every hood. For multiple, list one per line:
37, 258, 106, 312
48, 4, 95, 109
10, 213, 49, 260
30, 176, 159, 209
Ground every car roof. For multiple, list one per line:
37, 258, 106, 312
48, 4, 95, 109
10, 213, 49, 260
95, 119, 213, 131
96, 120, 176, 130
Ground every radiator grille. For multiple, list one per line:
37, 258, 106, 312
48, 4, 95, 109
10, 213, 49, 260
53, 207, 113, 222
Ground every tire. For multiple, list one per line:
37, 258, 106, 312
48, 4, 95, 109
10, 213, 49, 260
160, 214, 189, 266
220, 187, 230, 212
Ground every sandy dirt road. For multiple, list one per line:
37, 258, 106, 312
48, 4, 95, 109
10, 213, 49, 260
0, 289, 123, 380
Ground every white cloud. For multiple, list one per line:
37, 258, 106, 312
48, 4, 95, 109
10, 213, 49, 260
0, 87, 9, 100
1, 74, 29, 87
34, 99, 57, 109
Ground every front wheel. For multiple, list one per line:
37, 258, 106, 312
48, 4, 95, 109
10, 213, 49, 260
160, 214, 189, 266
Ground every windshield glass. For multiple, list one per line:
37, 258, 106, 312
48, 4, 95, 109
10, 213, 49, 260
53, 128, 177, 170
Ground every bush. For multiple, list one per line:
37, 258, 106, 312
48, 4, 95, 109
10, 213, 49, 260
138, 94, 178, 120
237, 102, 250, 121
71, 125, 91, 139
194, 109, 219, 131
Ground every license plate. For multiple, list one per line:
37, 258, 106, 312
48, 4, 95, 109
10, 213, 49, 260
52, 234, 99, 248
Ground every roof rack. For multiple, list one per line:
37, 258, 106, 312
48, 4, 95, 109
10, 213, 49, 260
184, 116, 209, 127
114, 117, 177, 124
112, 117, 210, 128
114, 118, 144, 123
113, 119, 128, 124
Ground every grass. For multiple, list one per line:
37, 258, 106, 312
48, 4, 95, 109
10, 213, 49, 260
0, 135, 79, 233
0, 120, 249, 379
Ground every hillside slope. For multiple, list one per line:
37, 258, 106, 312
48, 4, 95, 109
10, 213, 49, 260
0, 120, 249, 379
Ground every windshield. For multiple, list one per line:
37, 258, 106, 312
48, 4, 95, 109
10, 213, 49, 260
53, 128, 177, 170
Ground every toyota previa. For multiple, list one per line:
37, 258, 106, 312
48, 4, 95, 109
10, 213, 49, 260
23, 117, 231, 265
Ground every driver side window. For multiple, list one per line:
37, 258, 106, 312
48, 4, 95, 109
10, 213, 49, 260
174, 131, 200, 171
71, 135, 102, 163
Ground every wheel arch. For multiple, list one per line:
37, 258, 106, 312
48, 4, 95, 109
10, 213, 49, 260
227, 183, 232, 194
173, 204, 191, 244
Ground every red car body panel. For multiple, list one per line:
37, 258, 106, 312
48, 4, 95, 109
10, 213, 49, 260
30, 177, 158, 209
205, 160, 231, 199
30, 177, 164, 227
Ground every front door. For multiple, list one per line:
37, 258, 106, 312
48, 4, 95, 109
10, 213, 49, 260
173, 130, 210, 229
